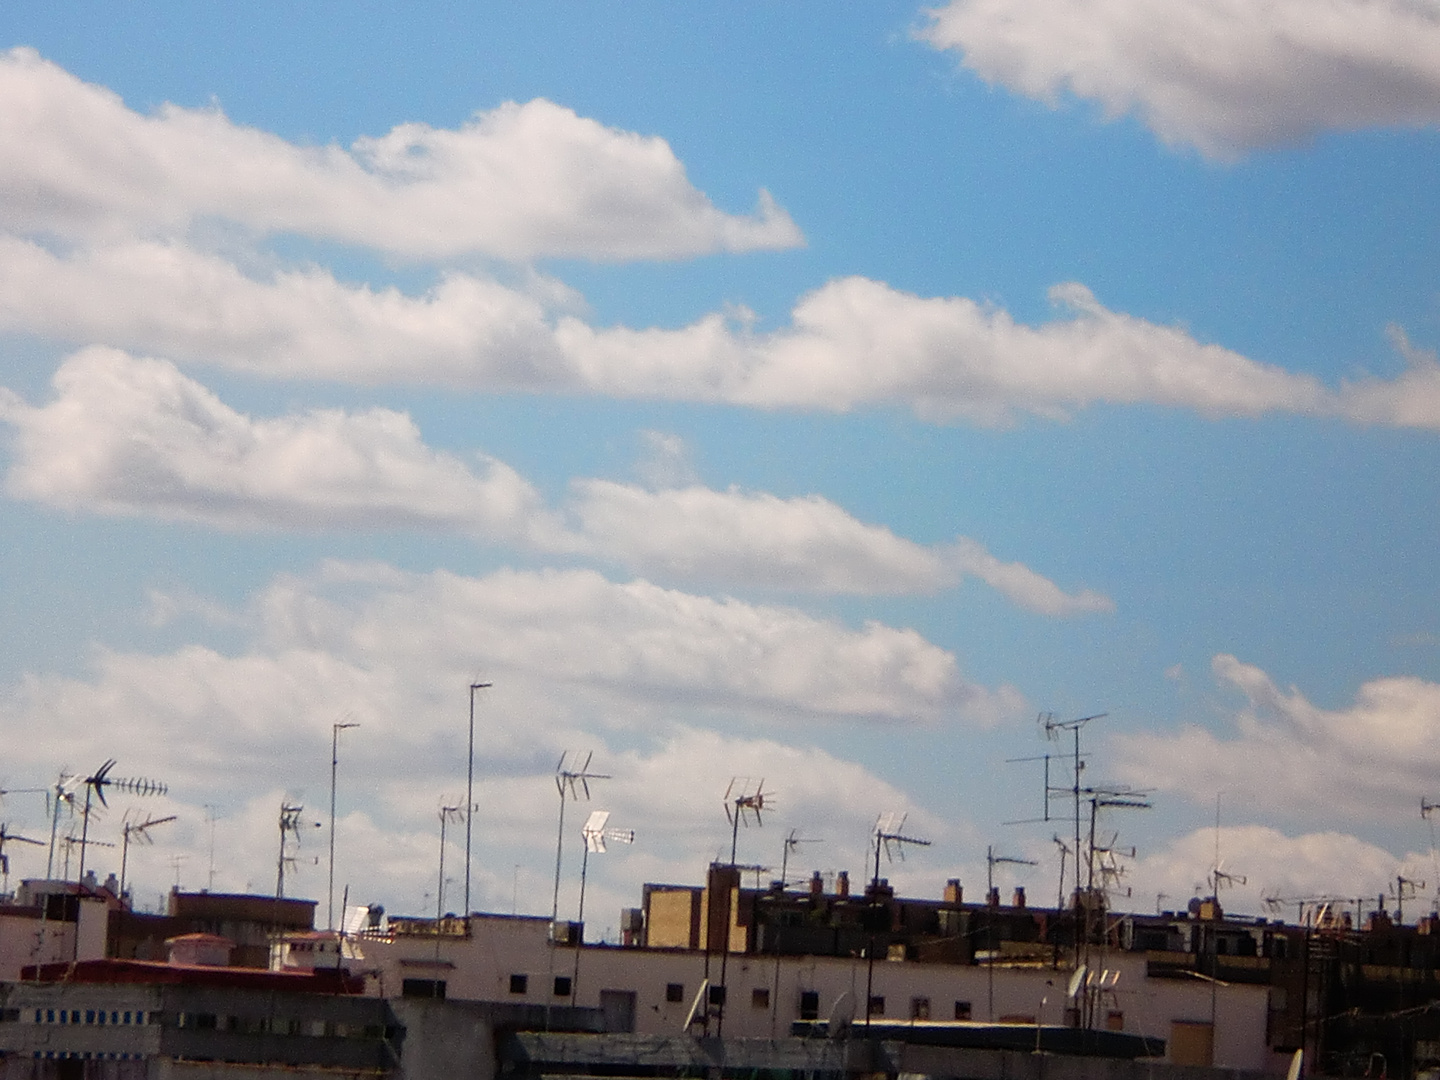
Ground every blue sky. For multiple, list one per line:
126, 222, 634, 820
2, 2, 1440, 928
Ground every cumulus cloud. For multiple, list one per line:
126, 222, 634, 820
918, 0, 1440, 157
0, 345, 555, 538
1127, 826, 1430, 920
0, 561, 1004, 910
0, 47, 801, 260
9, 238, 1412, 426
1114, 654, 1440, 825
0, 349, 1111, 614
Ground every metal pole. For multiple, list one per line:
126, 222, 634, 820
465, 682, 491, 916
571, 844, 590, 1005
329, 722, 358, 930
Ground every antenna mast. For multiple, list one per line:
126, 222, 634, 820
551, 751, 610, 925
866, 813, 930, 1028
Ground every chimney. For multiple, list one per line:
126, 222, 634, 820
1013, 886, 1026, 909
810, 871, 824, 897
987, 887, 1000, 907
837, 871, 850, 898
944, 878, 962, 904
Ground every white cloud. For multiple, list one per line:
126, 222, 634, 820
918, 0, 1440, 157
1, 349, 1110, 614
0, 47, 801, 261
1127, 826, 1430, 920
0, 346, 554, 538
1114, 654, 1440, 825
0, 561, 1006, 912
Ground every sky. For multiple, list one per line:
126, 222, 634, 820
2, 1, 1440, 934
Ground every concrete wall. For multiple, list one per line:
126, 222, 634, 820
353, 918, 1272, 1070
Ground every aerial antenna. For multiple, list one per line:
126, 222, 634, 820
779, 829, 822, 889
1393, 874, 1426, 925
119, 812, 178, 904
866, 813, 930, 1028
1052, 835, 1073, 908
1423, 799, 1440, 912
0, 824, 43, 893
723, 778, 773, 865
551, 751, 610, 924
45, 771, 79, 879
119, 812, 177, 903
76, 759, 166, 889
1207, 793, 1243, 901
571, 810, 635, 1003
713, 778, 773, 1039
985, 844, 1038, 1020
276, 801, 321, 899
1040, 713, 1105, 900
435, 801, 466, 921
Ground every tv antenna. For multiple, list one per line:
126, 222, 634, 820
1038, 713, 1105, 899
435, 801, 466, 921
120, 817, 177, 898
779, 828, 822, 889
985, 844, 1038, 1020
276, 801, 321, 899
571, 810, 635, 1003
45, 771, 80, 879
867, 813, 930, 1027
76, 759, 166, 888
723, 778, 773, 865
551, 751, 610, 923
712, 778, 773, 1039
119, 812, 177, 902
0, 824, 43, 893
1393, 874, 1426, 924
1052, 835, 1073, 908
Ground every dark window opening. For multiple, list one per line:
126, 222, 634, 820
707, 985, 726, 1006
665, 982, 685, 1003
509, 973, 528, 994
954, 1001, 972, 1020
401, 978, 446, 999
553, 976, 572, 997
752, 988, 770, 1009
911, 997, 930, 1020
800, 991, 820, 1020
868, 996, 885, 1017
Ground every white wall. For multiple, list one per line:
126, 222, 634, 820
354, 915, 1271, 1070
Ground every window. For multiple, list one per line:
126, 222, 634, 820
911, 997, 930, 1020
1106, 1010, 1125, 1031
401, 978, 446, 999
799, 991, 819, 1020
553, 976, 572, 997
85, 1011, 94, 1024
752, 988, 770, 1009
665, 983, 685, 1003
954, 1001, 972, 1020
868, 996, 885, 1017
707, 985, 726, 1006
509, 973, 529, 995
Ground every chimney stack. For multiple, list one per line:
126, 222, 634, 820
944, 879, 962, 904
1013, 886, 1026, 909
837, 871, 850, 898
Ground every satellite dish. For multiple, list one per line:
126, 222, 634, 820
1066, 965, 1088, 1000
682, 979, 709, 1031
1286, 1049, 1304, 1080
827, 991, 856, 1039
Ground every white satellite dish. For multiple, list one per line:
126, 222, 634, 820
1066, 964, 1088, 1000
1286, 1049, 1304, 1080
827, 991, 856, 1038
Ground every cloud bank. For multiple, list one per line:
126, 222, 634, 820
1115, 654, 1440, 824
919, 0, 1440, 157
0, 348, 1112, 614
0, 47, 800, 261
